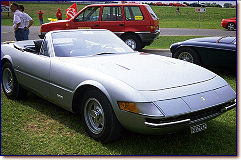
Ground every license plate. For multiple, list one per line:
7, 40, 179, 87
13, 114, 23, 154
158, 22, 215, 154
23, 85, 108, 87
190, 123, 207, 134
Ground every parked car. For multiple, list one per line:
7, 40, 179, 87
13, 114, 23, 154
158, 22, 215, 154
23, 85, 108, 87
221, 17, 236, 31
2, 29, 236, 143
190, 3, 206, 7
170, 36, 236, 69
39, 3, 160, 51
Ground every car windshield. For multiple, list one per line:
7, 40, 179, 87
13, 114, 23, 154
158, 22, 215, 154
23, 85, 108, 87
51, 30, 135, 57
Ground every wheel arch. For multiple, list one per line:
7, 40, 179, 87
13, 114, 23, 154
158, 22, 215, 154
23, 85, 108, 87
174, 45, 203, 64
120, 32, 142, 43
1, 56, 13, 70
72, 80, 112, 114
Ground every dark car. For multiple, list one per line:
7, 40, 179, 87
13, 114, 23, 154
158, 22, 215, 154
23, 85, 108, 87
170, 37, 236, 69
190, 3, 206, 7
221, 17, 236, 31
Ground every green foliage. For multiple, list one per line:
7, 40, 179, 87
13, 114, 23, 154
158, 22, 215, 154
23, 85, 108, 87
145, 36, 204, 49
1, 3, 236, 29
151, 6, 236, 29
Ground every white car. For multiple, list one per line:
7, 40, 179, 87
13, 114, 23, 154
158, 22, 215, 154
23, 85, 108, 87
1, 29, 236, 143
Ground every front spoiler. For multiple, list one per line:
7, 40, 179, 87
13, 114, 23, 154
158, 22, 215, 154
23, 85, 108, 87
144, 100, 236, 128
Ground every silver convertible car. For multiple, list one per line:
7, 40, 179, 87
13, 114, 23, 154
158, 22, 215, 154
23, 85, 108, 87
1, 29, 236, 143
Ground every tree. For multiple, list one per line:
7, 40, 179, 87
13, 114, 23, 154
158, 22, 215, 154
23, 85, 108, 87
224, 3, 233, 8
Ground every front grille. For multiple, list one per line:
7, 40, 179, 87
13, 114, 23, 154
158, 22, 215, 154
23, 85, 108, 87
146, 100, 236, 125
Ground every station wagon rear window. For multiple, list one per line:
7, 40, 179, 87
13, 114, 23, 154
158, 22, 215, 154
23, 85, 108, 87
124, 6, 144, 21
145, 5, 158, 20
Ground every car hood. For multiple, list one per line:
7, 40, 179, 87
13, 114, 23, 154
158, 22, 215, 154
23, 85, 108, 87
186, 37, 222, 43
61, 53, 216, 91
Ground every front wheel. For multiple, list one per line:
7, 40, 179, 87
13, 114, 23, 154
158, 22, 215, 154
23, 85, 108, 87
80, 89, 123, 143
227, 22, 236, 31
173, 47, 201, 65
122, 34, 142, 51
1, 62, 27, 100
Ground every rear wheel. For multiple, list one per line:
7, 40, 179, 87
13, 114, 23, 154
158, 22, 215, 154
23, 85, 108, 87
1, 62, 27, 100
227, 22, 236, 31
173, 47, 201, 65
80, 89, 123, 143
122, 34, 142, 51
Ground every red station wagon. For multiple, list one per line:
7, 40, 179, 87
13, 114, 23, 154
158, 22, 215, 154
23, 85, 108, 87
40, 3, 160, 50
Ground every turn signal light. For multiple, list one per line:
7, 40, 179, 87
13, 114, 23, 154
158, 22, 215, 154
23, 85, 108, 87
118, 102, 139, 114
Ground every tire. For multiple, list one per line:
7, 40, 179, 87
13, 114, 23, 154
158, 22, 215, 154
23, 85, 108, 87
173, 47, 201, 65
80, 89, 123, 143
227, 22, 236, 31
1, 62, 27, 100
122, 34, 142, 51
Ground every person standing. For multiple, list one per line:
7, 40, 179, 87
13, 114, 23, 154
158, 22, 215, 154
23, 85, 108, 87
56, 8, 62, 20
176, 7, 180, 15
38, 10, 44, 25
10, 2, 25, 41
18, 4, 34, 40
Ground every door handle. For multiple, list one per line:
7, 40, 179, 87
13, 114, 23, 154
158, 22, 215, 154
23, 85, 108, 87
94, 24, 99, 27
119, 24, 124, 26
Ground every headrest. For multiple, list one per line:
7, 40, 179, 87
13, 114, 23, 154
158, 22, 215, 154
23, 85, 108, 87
34, 39, 44, 53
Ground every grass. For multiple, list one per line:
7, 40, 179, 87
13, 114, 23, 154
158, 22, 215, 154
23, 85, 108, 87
145, 36, 204, 49
1, 72, 236, 155
1, 3, 236, 29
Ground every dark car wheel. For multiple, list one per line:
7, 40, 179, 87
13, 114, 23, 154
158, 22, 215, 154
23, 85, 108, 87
227, 22, 236, 31
80, 89, 123, 143
174, 47, 201, 65
122, 34, 142, 51
1, 62, 27, 100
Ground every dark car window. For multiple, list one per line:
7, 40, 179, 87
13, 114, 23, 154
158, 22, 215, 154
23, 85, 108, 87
124, 6, 144, 21
102, 6, 123, 21
75, 7, 100, 22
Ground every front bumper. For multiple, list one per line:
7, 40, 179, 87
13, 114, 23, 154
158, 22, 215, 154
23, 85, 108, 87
144, 99, 236, 128
118, 98, 236, 135
116, 84, 236, 135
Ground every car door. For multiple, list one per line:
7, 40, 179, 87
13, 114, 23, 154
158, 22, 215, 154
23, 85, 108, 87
14, 39, 51, 99
99, 6, 125, 33
123, 5, 150, 32
69, 6, 101, 29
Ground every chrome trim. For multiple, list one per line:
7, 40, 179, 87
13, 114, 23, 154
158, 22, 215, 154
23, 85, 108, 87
135, 32, 151, 34
224, 103, 236, 111
144, 119, 190, 127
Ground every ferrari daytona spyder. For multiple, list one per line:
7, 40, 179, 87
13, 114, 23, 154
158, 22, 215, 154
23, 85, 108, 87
1, 29, 236, 143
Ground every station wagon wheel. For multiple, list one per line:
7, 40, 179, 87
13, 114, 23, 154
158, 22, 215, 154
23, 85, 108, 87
227, 22, 236, 31
122, 34, 142, 51
1, 62, 27, 100
174, 47, 201, 65
80, 89, 123, 143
